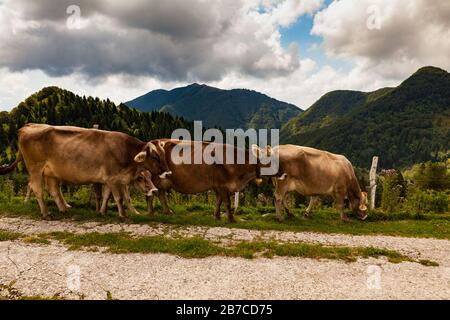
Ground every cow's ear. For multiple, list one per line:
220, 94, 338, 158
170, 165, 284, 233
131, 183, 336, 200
158, 141, 166, 148
251, 144, 260, 158
147, 142, 158, 154
134, 151, 147, 163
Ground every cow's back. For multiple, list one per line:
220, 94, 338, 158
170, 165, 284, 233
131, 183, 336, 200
160, 140, 257, 194
19, 124, 144, 184
277, 145, 357, 196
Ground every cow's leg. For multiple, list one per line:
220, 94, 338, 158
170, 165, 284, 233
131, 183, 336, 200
24, 183, 32, 203
56, 182, 71, 209
214, 192, 223, 220
46, 177, 68, 214
283, 196, 294, 218
146, 195, 155, 215
99, 186, 112, 217
336, 195, 349, 222
109, 184, 127, 221
92, 183, 103, 212
222, 191, 235, 223
305, 196, 318, 218
29, 172, 51, 220
124, 185, 141, 215
158, 190, 174, 215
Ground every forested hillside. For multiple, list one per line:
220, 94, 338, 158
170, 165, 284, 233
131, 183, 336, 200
126, 83, 302, 130
0, 87, 193, 166
281, 66, 450, 168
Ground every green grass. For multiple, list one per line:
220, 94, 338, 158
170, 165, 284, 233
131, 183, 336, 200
40, 231, 428, 265
0, 230, 21, 241
1, 196, 450, 240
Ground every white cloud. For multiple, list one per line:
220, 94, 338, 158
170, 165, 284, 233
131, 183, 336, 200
312, 0, 450, 79
0, 0, 324, 81
0, 0, 448, 112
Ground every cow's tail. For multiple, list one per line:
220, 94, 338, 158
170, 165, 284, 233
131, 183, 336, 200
0, 152, 22, 175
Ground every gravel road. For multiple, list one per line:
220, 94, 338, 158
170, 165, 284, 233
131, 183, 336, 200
1, 217, 449, 300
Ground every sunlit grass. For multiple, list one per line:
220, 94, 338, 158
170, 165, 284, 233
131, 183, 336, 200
1, 196, 450, 240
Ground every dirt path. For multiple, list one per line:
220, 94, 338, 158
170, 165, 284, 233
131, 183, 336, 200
1, 217, 450, 299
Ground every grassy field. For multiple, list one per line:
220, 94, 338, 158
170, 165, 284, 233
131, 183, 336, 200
0, 229, 437, 266
0, 196, 449, 239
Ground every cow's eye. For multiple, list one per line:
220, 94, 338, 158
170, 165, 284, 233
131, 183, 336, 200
137, 177, 144, 182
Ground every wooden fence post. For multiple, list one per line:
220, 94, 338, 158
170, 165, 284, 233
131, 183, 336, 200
369, 156, 379, 210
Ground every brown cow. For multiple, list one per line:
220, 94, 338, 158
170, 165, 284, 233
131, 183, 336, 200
97, 170, 158, 215
252, 144, 368, 223
25, 171, 158, 216
0, 124, 170, 220
146, 139, 263, 222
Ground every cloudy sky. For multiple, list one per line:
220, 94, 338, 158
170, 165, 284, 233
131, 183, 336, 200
0, 0, 449, 111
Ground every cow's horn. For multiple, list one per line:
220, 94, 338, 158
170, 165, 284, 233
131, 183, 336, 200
148, 142, 158, 153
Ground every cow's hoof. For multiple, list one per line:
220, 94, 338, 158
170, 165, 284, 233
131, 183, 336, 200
277, 217, 285, 224
341, 218, 350, 223
228, 217, 236, 223
215, 214, 221, 221
164, 210, 174, 216
42, 214, 53, 221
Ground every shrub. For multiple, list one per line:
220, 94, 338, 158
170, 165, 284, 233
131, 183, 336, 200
404, 188, 449, 214
380, 174, 403, 213
0, 177, 15, 201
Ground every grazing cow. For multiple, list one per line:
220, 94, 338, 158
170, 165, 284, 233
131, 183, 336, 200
0, 124, 170, 220
146, 139, 263, 222
252, 144, 368, 223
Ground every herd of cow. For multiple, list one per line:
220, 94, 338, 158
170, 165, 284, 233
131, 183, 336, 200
0, 124, 369, 223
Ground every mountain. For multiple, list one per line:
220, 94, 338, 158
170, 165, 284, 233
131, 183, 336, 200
281, 66, 450, 168
126, 83, 302, 129
0, 87, 193, 165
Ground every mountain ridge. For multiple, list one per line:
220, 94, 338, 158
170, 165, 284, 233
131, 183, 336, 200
281, 66, 450, 168
126, 83, 303, 129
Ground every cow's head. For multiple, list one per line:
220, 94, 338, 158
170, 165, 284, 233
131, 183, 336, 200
134, 141, 172, 179
353, 191, 368, 220
133, 170, 158, 197
251, 145, 275, 185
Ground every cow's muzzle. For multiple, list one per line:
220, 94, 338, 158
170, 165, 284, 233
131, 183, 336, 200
278, 173, 288, 181
159, 171, 172, 179
147, 188, 158, 197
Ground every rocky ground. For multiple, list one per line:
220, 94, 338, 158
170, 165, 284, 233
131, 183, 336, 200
1, 216, 449, 300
